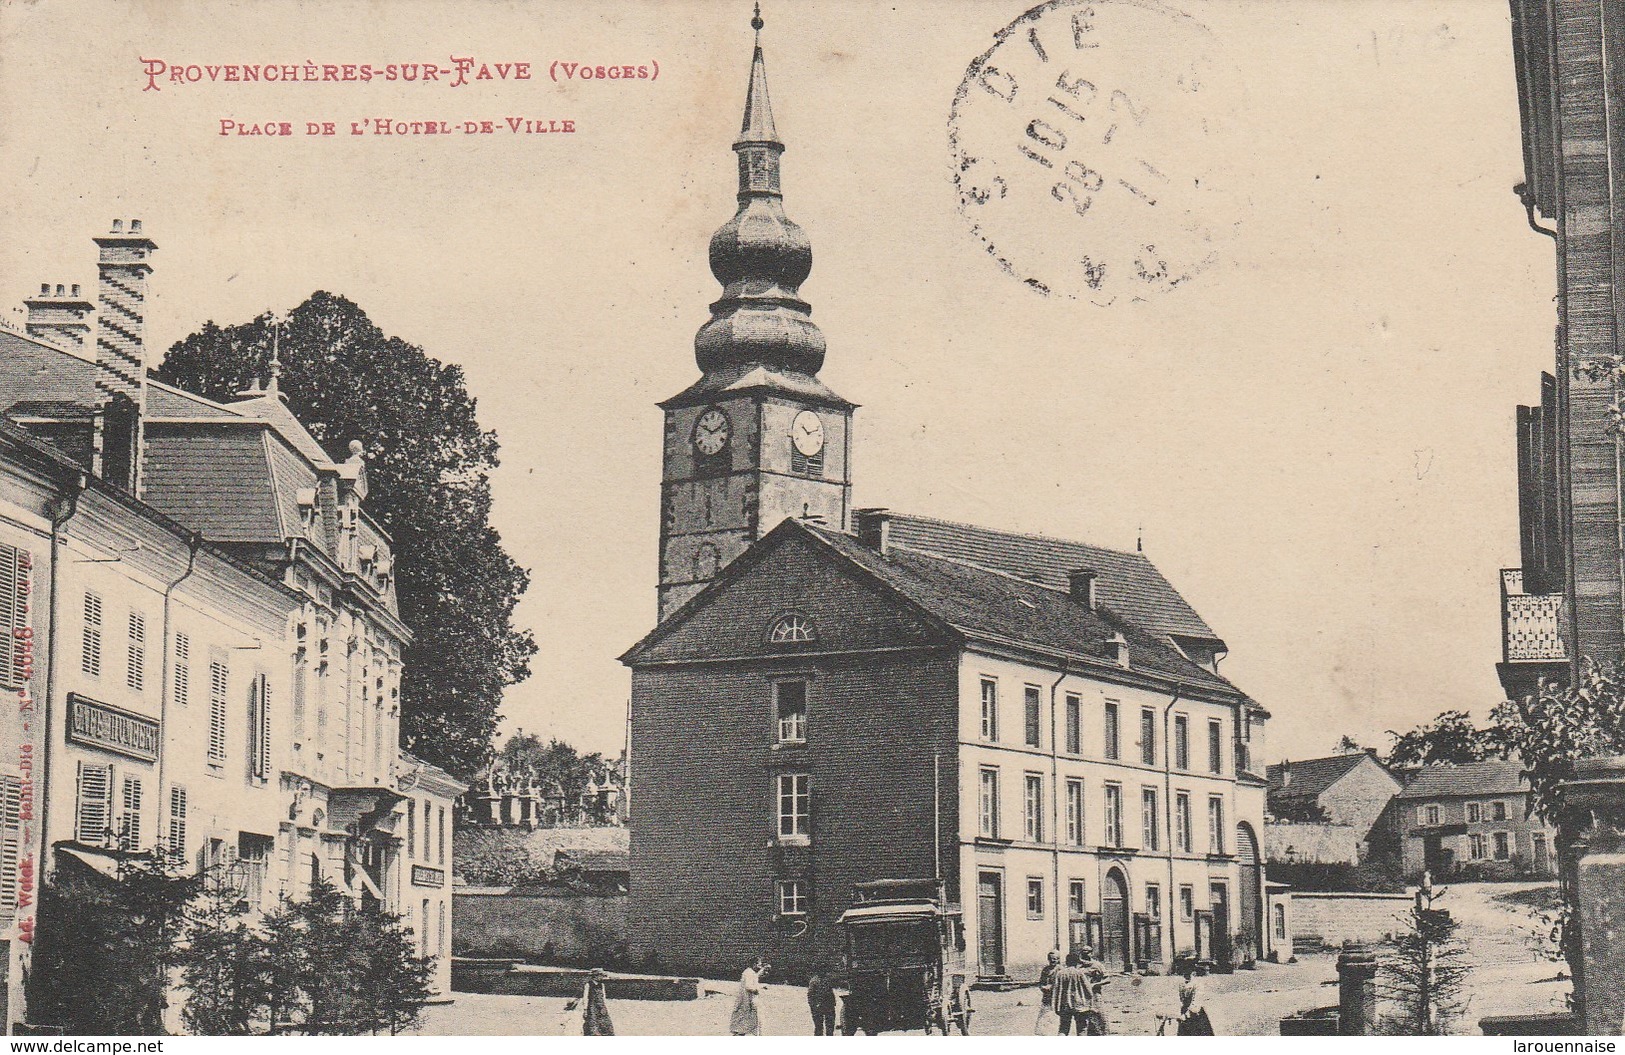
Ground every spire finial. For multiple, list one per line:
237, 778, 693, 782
752, 3, 763, 33
266, 313, 284, 396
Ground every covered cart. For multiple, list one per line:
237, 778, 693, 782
836, 878, 972, 1036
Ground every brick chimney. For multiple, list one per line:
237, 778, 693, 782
854, 508, 892, 554
92, 219, 158, 493
1068, 568, 1099, 610
23, 283, 94, 350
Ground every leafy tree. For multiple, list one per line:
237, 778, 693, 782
180, 867, 274, 1036
1491, 657, 1625, 980
28, 856, 199, 1035
156, 293, 536, 777
349, 903, 434, 1035
1268, 795, 1330, 823
1384, 709, 1508, 770
1335, 734, 1367, 754
498, 732, 608, 800
1377, 877, 1471, 1035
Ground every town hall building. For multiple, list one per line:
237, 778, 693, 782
622, 16, 1274, 982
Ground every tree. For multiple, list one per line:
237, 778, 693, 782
1334, 734, 1367, 754
1491, 657, 1625, 980
156, 293, 536, 777
1377, 876, 1472, 1035
28, 856, 199, 1035
498, 732, 608, 800
180, 866, 274, 1036
1384, 710, 1508, 770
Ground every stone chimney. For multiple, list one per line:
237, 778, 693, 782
92, 219, 158, 493
854, 508, 892, 554
23, 283, 94, 350
1069, 568, 1099, 610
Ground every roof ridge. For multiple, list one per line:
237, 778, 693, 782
888, 511, 1144, 561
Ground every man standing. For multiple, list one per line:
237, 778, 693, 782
1050, 951, 1108, 1035
1034, 950, 1061, 1035
807, 963, 838, 1036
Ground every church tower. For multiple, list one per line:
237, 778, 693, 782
657, 8, 855, 620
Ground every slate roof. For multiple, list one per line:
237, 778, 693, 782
1395, 759, 1531, 800
1267, 753, 1375, 800
882, 514, 1223, 646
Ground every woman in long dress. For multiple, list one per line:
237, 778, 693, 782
1169, 959, 1215, 1036
730, 957, 768, 1036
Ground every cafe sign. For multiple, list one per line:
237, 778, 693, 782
67, 694, 159, 762
412, 865, 446, 887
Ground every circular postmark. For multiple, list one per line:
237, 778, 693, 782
950, 0, 1240, 304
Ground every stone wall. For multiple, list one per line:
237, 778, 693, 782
1265, 821, 1361, 865
1290, 892, 1412, 951
453, 886, 628, 965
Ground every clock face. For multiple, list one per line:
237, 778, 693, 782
693, 407, 731, 457
792, 410, 825, 457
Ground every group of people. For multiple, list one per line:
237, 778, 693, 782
578, 951, 1213, 1036
1035, 950, 1215, 1036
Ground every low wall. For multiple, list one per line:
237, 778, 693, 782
454, 886, 628, 964
452, 961, 699, 1001
1291, 892, 1412, 951
1265, 822, 1361, 865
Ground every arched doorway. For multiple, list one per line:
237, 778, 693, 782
1236, 822, 1264, 964
1101, 868, 1131, 971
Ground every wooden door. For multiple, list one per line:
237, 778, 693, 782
1208, 881, 1231, 968
1236, 823, 1263, 963
1101, 869, 1130, 970
977, 871, 1004, 976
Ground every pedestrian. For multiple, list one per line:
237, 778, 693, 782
730, 955, 769, 1036
1050, 951, 1105, 1035
807, 962, 838, 1036
583, 968, 615, 1036
1033, 950, 1061, 1035
1166, 958, 1215, 1036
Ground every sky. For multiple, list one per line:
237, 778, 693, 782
0, 0, 1555, 763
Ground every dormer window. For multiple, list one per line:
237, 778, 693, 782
768, 614, 815, 645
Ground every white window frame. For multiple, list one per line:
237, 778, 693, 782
1141, 786, 1159, 851
1175, 791, 1193, 853
775, 680, 808, 745
1103, 782, 1123, 848
1026, 876, 1045, 920
1065, 778, 1085, 846
979, 679, 998, 742
1024, 773, 1044, 842
776, 878, 808, 917
777, 773, 810, 840
979, 767, 1000, 839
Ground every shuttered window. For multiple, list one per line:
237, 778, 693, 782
173, 633, 190, 707
0, 544, 31, 690
119, 775, 143, 850
0, 775, 23, 914
167, 785, 188, 861
126, 610, 146, 692
247, 673, 271, 781
81, 591, 102, 677
208, 661, 229, 762
75, 761, 113, 844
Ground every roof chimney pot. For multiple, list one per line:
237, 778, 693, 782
39, 283, 49, 296
112, 219, 122, 232
1069, 568, 1099, 610
854, 508, 892, 555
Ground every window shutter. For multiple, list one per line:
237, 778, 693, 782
0, 544, 27, 690
256, 674, 272, 780
173, 633, 190, 707
126, 611, 146, 692
81, 591, 102, 677
208, 660, 228, 762
167, 785, 188, 861
75, 761, 112, 844
120, 775, 143, 850
0, 775, 22, 912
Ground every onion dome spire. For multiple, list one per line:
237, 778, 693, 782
694, 7, 826, 377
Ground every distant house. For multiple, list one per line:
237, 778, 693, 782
1265, 753, 1403, 862
1392, 759, 1557, 879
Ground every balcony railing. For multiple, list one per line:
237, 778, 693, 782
1501, 568, 1567, 662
